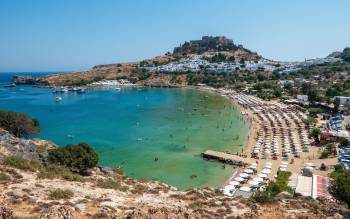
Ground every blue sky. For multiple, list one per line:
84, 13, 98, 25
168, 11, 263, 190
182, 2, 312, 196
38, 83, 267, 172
0, 0, 349, 72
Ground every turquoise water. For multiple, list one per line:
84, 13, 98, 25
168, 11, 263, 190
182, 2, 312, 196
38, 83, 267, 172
0, 80, 248, 189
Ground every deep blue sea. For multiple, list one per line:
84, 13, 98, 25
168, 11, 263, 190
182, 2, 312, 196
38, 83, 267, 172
0, 72, 248, 189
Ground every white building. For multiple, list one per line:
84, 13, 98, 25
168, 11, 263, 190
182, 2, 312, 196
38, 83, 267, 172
335, 96, 350, 105
297, 95, 309, 103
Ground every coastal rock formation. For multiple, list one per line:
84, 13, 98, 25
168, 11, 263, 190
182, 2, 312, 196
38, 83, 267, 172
0, 128, 56, 160
0, 203, 13, 219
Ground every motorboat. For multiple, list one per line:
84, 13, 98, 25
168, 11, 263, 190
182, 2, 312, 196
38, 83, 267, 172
55, 96, 62, 102
4, 83, 16, 87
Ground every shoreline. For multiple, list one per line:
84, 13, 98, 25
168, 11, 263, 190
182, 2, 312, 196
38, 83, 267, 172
192, 86, 258, 187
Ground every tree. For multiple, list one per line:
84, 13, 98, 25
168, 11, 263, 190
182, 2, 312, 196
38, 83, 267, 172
333, 97, 340, 113
329, 165, 350, 207
310, 128, 321, 144
308, 108, 322, 117
0, 110, 40, 137
339, 138, 349, 148
48, 142, 99, 173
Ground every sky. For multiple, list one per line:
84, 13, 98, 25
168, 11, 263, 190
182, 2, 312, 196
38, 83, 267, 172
0, 0, 349, 72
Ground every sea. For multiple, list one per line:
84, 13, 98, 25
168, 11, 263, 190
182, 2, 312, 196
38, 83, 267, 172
0, 72, 249, 189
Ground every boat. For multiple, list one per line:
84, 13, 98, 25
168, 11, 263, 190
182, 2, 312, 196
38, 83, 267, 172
55, 96, 62, 102
4, 83, 16, 87
115, 87, 121, 91
77, 87, 86, 93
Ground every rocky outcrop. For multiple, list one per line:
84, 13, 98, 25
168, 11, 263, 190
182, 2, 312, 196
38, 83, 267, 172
125, 206, 200, 219
12, 75, 37, 85
39, 206, 76, 219
0, 203, 13, 219
0, 128, 56, 160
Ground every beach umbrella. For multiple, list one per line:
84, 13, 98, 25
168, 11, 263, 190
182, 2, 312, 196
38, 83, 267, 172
264, 165, 272, 169
248, 180, 260, 187
239, 186, 252, 192
258, 173, 268, 178
248, 165, 257, 170
261, 169, 271, 174
234, 177, 245, 182
253, 177, 264, 182
239, 173, 249, 178
280, 164, 287, 168
244, 169, 254, 174
229, 181, 240, 186
225, 185, 236, 190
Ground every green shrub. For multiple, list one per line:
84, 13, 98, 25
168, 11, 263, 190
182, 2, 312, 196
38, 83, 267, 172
308, 108, 322, 117
2, 156, 42, 172
320, 143, 337, 159
4, 168, 23, 179
339, 138, 349, 148
0, 110, 40, 137
252, 171, 292, 203
251, 190, 274, 203
48, 142, 99, 173
0, 172, 10, 183
38, 165, 84, 182
96, 179, 127, 191
329, 165, 350, 207
48, 189, 74, 200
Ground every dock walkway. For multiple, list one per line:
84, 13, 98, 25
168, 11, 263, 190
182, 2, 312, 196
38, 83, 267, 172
202, 150, 255, 166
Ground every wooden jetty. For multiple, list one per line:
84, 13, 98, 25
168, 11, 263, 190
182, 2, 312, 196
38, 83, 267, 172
202, 150, 255, 166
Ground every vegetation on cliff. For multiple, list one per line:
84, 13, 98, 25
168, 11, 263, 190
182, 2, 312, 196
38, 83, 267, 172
48, 142, 99, 173
329, 164, 350, 207
0, 110, 40, 137
252, 171, 292, 203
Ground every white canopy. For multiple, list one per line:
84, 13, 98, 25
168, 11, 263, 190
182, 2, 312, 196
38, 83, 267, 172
248, 165, 257, 170
261, 169, 271, 174
280, 164, 288, 168
240, 173, 250, 178
249, 180, 261, 186
234, 177, 245, 182
224, 185, 236, 191
264, 165, 272, 169
258, 173, 268, 178
244, 169, 254, 174
239, 186, 252, 192
253, 177, 264, 182
229, 181, 240, 186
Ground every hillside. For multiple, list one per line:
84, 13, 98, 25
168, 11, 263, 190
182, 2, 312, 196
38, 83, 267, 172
31, 36, 264, 86
0, 128, 346, 218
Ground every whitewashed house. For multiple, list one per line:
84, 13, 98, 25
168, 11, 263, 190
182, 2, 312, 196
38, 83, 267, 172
297, 95, 309, 103
334, 96, 350, 105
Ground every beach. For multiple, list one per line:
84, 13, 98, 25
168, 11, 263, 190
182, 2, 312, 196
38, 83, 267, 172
195, 86, 338, 197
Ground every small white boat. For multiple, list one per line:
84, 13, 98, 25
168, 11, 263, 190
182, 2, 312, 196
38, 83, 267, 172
55, 96, 62, 102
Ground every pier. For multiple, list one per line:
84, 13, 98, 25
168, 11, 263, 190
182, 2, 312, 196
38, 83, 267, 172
202, 150, 255, 166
